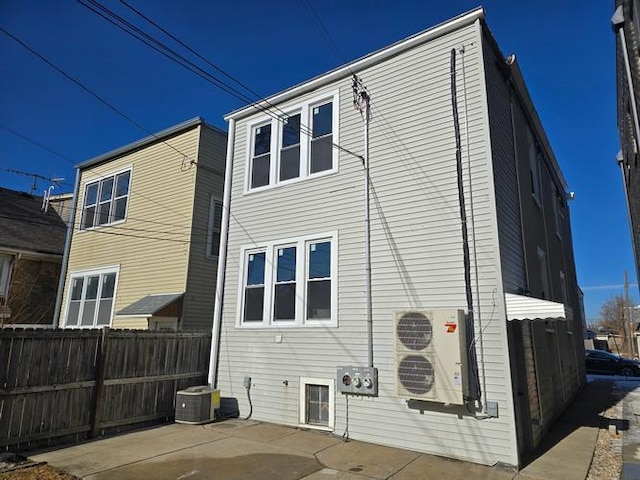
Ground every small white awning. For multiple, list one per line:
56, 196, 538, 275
505, 293, 573, 321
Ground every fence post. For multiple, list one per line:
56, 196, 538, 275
90, 327, 110, 438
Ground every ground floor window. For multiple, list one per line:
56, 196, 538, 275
299, 377, 334, 430
65, 267, 118, 328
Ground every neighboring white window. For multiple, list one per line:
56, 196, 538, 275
81, 169, 131, 229
238, 232, 338, 327
246, 92, 339, 192
207, 196, 223, 258
65, 267, 118, 328
0, 254, 12, 301
527, 130, 541, 205
537, 247, 549, 299
299, 377, 334, 430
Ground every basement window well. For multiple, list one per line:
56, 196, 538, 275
299, 378, 334, 430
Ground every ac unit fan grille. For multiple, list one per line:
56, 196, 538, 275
398, 355, 435, 395
397, 312, 433, 351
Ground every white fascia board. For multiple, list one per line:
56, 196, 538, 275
225, 7, 485, 121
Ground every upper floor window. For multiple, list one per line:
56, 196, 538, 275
81, 169, 131, 229
552, 184, 563, 239
527, 130, 541, 206
207, 196, 223, 258
246, 92, 339, 192
0, 254, 12, 302
65, 267, 118, 328
238, 232, 337, 327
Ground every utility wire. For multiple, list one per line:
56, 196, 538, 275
0, 125, 75, 163
78, 0, 363, 161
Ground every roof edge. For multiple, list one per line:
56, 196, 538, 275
225, 7, 485, 121
77, 117, 219, 170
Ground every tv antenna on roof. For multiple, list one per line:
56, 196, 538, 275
1, 168, 64, 195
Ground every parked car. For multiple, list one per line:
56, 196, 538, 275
585, 349, 640, 377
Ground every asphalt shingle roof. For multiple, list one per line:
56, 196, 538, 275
0, 187, 67, 255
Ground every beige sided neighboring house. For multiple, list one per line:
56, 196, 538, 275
57, 118, 226, 330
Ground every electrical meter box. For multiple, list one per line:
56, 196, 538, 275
337, 366, 378, 396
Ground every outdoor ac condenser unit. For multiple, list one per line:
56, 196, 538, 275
175, 386, 220, 424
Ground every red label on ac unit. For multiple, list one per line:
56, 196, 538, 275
445, 322, 457, 333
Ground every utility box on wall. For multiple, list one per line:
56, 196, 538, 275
337, 366, 378, 396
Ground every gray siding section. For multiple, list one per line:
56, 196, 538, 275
482, 39, 526, 294
217, 22, 517, 466
183, 126, 227, 330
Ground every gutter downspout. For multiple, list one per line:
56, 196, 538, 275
208, 118, 235, 387
613, 6, 640, 152
52, 168, 80, 328
617, 151, 640, 288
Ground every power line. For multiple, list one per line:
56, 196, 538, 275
0, 125, 76, 163
77, 0, 363, 161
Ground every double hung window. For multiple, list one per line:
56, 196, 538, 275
81, 170, 131, 229
247, 92, 338, 192
239, 232, 337, 327
65, 268, 118, 328
207, 196, 223, 258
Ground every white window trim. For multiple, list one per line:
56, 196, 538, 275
299, 377, 335, 431
63, 265, 120, 329
0, 254, 14, 301
79, 166, 132, 232
236, 231, 338, 328
206, 195, 223, 259
244, 90, 340, 194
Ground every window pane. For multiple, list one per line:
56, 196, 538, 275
85, 276, 99, 300
254, 124, 271, 156
280, 147, 300, 181
309, 242, 330, 278
67, 302, 80, 325
247, 252, 266, 285
312, 103, 332, 138
85, 183, 98, 206
274, 284, 296, 321
251, 155, 270, 188
82, 206, 96, 229
97, 202, 111, 225
81, 300, 96, 326
71, 277, 84, 300
115, 171, 130, 197
244, 287, 264, 322
210, 235, 221, 257
96, 299, 112, 326
113, 197, 127, 222
100, 178, 114, 202
282, 114, 300, 148
277, 247, 296, 282
213, 201, 223, 230
307, 280, 331, 320
101, 273, 116, 299
310, 136, 333, 173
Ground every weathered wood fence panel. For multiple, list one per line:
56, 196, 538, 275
0, 329, 211, 451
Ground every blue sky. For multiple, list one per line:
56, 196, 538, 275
0, 0, 633, 322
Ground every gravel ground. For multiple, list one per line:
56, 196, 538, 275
586, 383, 624, 480
0, 464, 78, 480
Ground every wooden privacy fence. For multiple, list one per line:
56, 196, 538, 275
0, 328, 211, 450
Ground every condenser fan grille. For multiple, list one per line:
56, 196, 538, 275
397, 312, 433, 351
398, 355, 434, 395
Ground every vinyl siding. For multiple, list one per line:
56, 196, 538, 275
482, 36, 526, 293
61, 128, 201, 329
217, 21, 518, 466
183, 126, 227, 330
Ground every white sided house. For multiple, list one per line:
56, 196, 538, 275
210, 8, 585, 468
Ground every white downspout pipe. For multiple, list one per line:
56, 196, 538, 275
208, 119, 235, 387
52, 168, 80, 328
613, 6, 640, 151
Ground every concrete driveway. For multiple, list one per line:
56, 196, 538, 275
29, 380, 613, 480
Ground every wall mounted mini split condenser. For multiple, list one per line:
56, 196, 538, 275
394, 309, 469, 405
175, 386, 220, 424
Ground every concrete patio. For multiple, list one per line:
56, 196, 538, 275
28, 379, 613, 480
